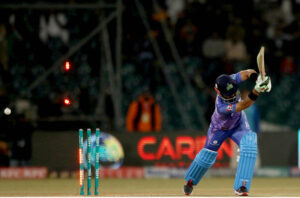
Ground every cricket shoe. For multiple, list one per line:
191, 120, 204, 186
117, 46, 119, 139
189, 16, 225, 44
234, 186, 248, 196
183, 180, 193, 195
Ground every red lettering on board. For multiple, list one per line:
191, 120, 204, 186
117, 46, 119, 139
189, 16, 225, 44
156, 137, 176, 160
137, 136, 156, 160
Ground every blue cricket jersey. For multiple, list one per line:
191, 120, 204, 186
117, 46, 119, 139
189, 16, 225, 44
211, 72, 243, 130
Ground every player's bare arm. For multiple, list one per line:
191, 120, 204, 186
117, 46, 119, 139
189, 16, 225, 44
240, 69, 257, 81
235, 89, 259, 112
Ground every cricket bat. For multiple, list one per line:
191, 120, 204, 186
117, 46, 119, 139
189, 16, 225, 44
256, 46, 266, 80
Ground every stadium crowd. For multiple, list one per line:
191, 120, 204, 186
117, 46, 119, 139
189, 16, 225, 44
0, 0, 298, 138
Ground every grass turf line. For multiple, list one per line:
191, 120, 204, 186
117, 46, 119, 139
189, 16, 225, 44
0, 177, 299, 196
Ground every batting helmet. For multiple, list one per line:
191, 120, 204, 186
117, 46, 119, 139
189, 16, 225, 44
215, 74, 239, 103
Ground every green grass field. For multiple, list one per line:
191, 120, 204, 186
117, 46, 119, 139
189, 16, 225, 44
0, 177, 300, 196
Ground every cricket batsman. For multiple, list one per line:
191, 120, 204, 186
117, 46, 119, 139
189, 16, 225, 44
183, 69, 272, 196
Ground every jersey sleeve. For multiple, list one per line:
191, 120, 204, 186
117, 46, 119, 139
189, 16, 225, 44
217, 102, 236, 114
229, 72, 242, 84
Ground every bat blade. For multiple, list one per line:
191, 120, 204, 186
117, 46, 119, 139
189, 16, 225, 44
257, 46, 266, 80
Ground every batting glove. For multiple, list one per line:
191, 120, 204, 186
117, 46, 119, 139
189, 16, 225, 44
254, 74, 272, 93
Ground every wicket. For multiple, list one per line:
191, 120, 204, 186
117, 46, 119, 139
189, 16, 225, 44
78, 128, 100, 196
